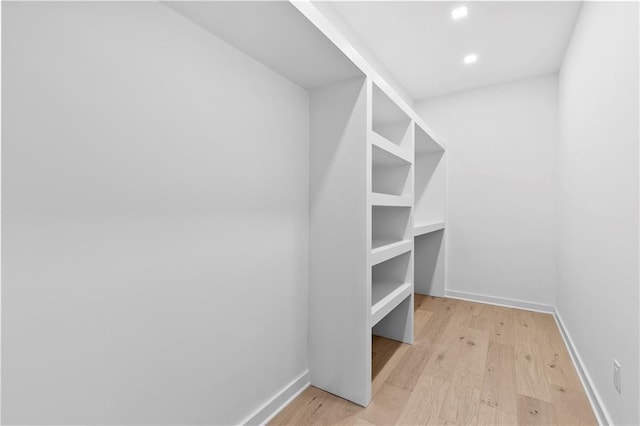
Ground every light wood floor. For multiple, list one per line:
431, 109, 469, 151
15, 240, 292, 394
270, 295, 597, 426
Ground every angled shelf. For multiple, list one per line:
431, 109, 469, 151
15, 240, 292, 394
370, 282, 412, 326
371, 239, 412, 265
371, 131, 412, 164
371, 193, 412, 207
414, 221, 445, 237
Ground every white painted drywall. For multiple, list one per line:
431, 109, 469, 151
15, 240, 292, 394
311, 1, 415, 108
2, 2, 308, 424
415, 75, 558, 308
557, 2, 639, 424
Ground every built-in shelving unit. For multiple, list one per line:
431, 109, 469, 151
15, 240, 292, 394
369, 81, 414, 350
414, 123, 446, 297
172, 0, 447, 409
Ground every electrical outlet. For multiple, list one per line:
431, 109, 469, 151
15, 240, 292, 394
613, 360, 622, 393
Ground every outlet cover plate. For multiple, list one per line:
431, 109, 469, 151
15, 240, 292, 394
613, 360, 622, 393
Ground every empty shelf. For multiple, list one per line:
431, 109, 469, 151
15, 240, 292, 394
371, 193, 412, 207
370, 282, 412, 327
371, 132, 412, 164
371, 239, 412, 265
414, 221, 445, 237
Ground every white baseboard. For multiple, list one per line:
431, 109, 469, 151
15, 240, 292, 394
553, 309, 612, 426
444, 289, 554, 313
241, 370, 310, 426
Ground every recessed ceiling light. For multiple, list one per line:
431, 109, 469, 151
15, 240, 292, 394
463, 54, 478, 64
451, 6, 468, 20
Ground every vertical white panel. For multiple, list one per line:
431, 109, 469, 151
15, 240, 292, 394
309, 77, 370, 406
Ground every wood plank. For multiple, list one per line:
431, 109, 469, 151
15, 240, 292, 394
269, 386, 339, 425
351, 418, 376, 426
396, 374, 449, 425
422, 342, 462, 382
371, 336, 409, 397
416, 299, 458, 343
490, 305, 516, 346
517, 395, 555, 426
385, 341, 436, 391
477, 404, 518, 426
439, 327, 490, 425
535, 313, 584, 391
359, 383, 410, 425
414, 293, 429, 311
550, 384, 598, 426
313, 398, 362, 425
417, 295, 450, 314
437, 299, 476, 344
414, 309, 433, 337
469, 302, 496, 333
513, 310, 553, 402
480, 341, 517, 415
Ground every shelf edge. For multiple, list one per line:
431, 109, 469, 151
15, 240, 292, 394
370, 131, 413, 164
370, 282, 413, 327
414, 221, 446, 237
371, 239, 413, 265
371, 193, 412, 207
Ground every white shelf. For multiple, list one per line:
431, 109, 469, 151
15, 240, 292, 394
370, 282, 413, 327
414, 221, 445, 237
371, 132, 412, 164
371, 239, 412, 265
415, 122, 445, 153
371, 193, 412, 207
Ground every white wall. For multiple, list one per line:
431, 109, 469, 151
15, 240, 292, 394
557, 2, 639, 425
416, 75, 558, 309
2, 2, 308, 424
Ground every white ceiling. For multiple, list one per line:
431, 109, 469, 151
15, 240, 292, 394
323, 1, 582, 100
